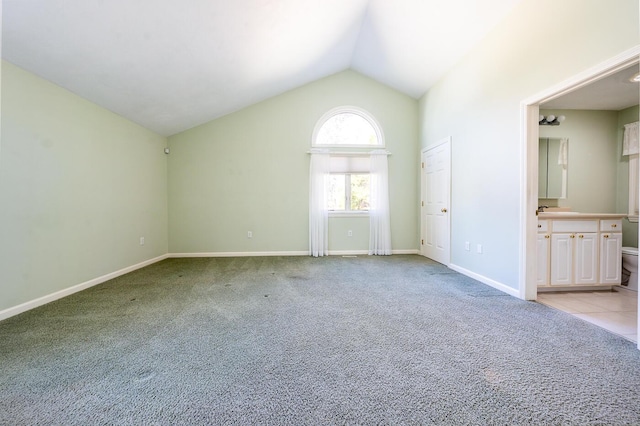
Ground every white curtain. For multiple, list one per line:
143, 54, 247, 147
309, 150, 330, 257
369, 150, 391, 255
623, 121, 639, 156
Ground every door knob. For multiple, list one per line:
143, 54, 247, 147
441, 208, 448, 213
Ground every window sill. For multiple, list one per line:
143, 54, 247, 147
329, 211, 370, 218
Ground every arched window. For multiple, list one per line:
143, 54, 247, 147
310, 106, 385, 213
312, 106, 384, 148
309, 106, 391, 256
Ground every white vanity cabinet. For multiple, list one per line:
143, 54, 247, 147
600, 220, 623, 284
537, 213, 625, 290
536, 220, 550, 286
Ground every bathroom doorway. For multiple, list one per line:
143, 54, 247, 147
520, 46, 640, 347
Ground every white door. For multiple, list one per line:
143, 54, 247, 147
550, 233, 573, 286
421, 138, 450, 265
536, 233, 550, 286
600, 232, 622, 284
574, 233, 598, 284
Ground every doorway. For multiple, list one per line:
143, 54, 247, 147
420, 137, 451, 265
521, 46, 640, 347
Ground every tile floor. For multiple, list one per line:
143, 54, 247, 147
537, 287, 638, 343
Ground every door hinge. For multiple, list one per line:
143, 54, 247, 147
421, 239, 424, 245
421, 162, 424, 169
421, 201, 424, 207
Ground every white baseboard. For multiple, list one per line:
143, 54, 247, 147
329, 250, 369, 256
169, 251, 309, 258
392, 249, 420, 255
0, 254, 169, 322
171, 249, 420, 258
449, 263, 520, 298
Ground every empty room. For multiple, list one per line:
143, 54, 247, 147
2, 0, 640, 424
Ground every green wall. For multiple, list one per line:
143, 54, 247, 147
168, 70, 419, 254
419, 0, 638, 289
0, 61, 169, 312
539, 109, 619, 213
539, 107, 640, 247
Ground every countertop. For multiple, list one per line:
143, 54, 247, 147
538, 212, 627, 219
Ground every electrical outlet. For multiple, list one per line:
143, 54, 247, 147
247, 231, 253, 239
477, 244, 483, 254
139, 237, 145, 246
465, 241, 470, 251
348, 230, 353, 237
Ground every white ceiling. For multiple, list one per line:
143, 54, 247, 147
3, 0, 524, 136
542, 63, 640, 111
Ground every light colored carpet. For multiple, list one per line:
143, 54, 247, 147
1, 255, 639, 425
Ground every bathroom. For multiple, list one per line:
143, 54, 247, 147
535, 64, 639, 340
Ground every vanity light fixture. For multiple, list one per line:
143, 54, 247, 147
539, 114, 566, 126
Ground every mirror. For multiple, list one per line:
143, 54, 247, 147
538, 137, 568, 199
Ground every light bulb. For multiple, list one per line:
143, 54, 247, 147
546, 115, 556, 122
557, 115, 565, 122
539, 115, 544, 122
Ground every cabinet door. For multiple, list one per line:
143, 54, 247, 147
551, 233, 573, 286
574, 233, 598, 284
600, 233, 622, 284
537, 234, 550, 286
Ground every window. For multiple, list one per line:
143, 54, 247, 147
624, 122, 639, 222
309, 106, 391, 256
629, 155, 639, 222
312, 106, 384, 148
311, 106, 384, 214
327, 173, 370, 212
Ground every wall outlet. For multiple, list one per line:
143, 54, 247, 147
465, 241, 470, 251
477, 244, 483, 254
247, 231, 253, 239
139, 237, 145, 246
348, 230, 353, 237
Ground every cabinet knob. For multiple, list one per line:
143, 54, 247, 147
570, 235, 575, 239
612, 224, 617, 228
579, 234, 584, 239
604, 234, 609, 238
441, 208, 447, 213
538, 224, 542, 228
545, 235, 550, 239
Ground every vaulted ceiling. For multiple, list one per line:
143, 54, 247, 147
3, 0, 524, 136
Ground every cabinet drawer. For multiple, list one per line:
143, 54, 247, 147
552, 220, 598, 233
600, 219, 622, 231
537, 220, 548, 232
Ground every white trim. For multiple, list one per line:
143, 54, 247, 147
170, 249, 419, 258
0, 254, 170, 322
328, 211, 369, 218
311, 105, 385, 148
520, 46, 640, 303
449, 263, 520, 298
392, 249, 420, 255
328, 250, 369, 256
169, 251, 309, 258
